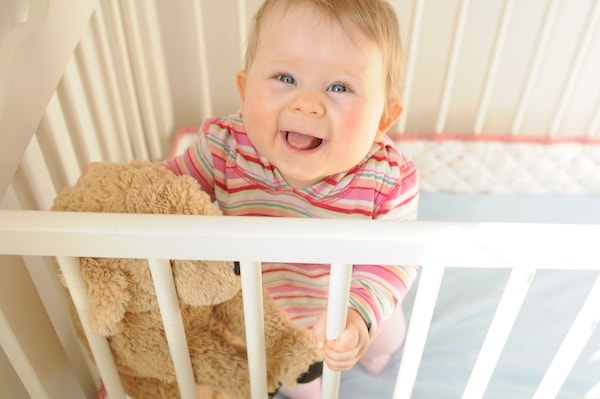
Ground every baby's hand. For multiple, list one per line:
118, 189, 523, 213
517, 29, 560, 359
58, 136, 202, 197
312, 308, 370, 371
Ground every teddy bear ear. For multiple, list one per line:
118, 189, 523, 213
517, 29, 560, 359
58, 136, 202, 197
81, 259, 131, 336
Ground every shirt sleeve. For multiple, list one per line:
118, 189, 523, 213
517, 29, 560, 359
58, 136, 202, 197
348, 156, 420, 336
162, 119, 217, 200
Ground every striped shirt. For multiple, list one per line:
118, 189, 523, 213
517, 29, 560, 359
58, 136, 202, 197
164, 114, 419, 334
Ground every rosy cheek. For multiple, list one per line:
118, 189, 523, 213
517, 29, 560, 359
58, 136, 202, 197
345, 112, 361, 127
338, 107, 366, 134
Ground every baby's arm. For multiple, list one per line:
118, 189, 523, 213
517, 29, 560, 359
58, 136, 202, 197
312, 163, 420, 371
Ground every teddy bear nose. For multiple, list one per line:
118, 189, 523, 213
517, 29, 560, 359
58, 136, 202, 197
233, 261, 241, 275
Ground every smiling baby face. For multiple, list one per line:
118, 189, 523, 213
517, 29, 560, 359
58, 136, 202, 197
236, 0, 402, 189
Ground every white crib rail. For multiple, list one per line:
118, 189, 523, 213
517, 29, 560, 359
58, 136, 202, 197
1, 211, 599, 398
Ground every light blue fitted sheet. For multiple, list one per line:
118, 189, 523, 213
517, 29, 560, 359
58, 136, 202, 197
278, 193, 600, 398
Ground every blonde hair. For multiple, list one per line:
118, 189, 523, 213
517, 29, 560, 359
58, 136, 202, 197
243, 0, 406, 105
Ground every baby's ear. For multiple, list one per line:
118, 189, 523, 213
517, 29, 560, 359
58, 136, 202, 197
236, 70, 247, 103
81, 259, 131, 336
377, 100, 403, 140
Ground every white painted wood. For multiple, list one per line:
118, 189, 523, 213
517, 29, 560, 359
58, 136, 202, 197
148, 258, 197, 399
57, 256, 127, 399
511, 0, 560, 135
462, 268, 536, 399
0, 0, 96, 197
397, 0, 424, 132
435, 0, 471, 133
1, 211, 599, 270
549, 2, 600, 136
239, 261, 269, 399
392, 265, 445, 399
473, 0, 516, 134
532, 274, 600, 399
191, 1, 214, 119
322, 264, 353, 399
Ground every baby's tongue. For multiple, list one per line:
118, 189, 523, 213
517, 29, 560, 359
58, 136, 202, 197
286, 131, 321, 150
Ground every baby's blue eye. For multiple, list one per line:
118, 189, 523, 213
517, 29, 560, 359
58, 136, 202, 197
278, 74, 296, 84
329, 83, 348, 93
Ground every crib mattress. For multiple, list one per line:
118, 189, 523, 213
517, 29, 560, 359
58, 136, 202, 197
392, 134, 600, 195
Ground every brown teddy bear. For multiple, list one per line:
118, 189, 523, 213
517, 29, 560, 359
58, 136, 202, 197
52, 161, 323, 399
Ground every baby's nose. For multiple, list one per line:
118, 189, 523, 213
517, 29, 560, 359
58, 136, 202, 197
291, 90, 325, 116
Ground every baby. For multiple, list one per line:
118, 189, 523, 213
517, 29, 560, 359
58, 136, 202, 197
163, 0, 419, 397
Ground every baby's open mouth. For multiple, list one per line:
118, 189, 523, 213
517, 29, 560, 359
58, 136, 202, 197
285, 131, 323, 150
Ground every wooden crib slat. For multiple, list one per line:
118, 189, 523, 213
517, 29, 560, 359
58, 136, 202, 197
137, 0, 174, 154
87, 4, 134, 162
110, 0, 158, 160
75, 14, 125, 163
148, 259, 198, 399
473, 0, 516, 134
36, 112, 80, 192
100, 0, 149, 160
510, 0, 560, 135
393, 264, 445, 399
396, 0, 424, 133
191, 1, 214, 119
56, 58, 104, 165
236, 0, 249, 63
322, 264, 353, 399
532, 274, 600, 399
56, 256, 127, 399
549, 1, 600, 136
119, 0, 169, 161
239, 261, 269, 399
461, 268, 536, 399
434, 0, 471, 133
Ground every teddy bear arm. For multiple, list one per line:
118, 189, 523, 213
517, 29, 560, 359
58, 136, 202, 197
260, 289, 324, 388
216, 290, 324, 389
188, 324, 282, 398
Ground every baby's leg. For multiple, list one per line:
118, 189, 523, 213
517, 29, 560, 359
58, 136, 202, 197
359, 304, 407, 374
277, 377, 321, 399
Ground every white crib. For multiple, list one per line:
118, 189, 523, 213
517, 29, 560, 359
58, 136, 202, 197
1, 1, 600, 398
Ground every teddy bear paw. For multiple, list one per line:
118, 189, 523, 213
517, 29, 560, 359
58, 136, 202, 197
268, 382, 282, 398
296, 361, 323, 384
